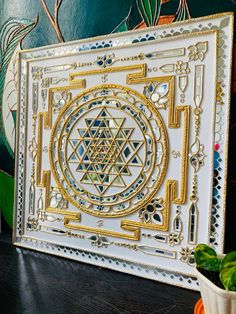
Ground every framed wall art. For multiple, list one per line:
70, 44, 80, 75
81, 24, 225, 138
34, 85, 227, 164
13, 12, 234, 290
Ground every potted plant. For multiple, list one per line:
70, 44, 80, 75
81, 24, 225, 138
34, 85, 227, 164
194, 244, 236, 314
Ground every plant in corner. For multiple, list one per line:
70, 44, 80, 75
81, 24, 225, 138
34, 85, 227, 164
194, 244, 236, 314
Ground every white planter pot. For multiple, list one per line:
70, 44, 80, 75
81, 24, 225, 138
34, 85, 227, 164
196, 268, 236, 314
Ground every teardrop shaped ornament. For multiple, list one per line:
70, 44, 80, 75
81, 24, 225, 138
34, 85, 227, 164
157, 83, 169, 97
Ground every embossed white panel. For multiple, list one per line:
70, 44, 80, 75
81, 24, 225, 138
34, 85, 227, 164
13, 13, 234, 290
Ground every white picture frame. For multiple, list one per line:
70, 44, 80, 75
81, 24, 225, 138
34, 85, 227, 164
13, 12, 234, 290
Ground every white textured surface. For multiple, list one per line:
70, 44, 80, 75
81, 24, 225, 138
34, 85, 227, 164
14, 13, 234, 290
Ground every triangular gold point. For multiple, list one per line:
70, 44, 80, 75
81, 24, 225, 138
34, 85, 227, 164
68, 107, 144, 195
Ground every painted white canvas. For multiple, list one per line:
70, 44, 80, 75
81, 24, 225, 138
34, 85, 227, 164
13, 13, 234, 290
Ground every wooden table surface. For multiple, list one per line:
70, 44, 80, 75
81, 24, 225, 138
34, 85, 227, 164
0, 234, 200, 314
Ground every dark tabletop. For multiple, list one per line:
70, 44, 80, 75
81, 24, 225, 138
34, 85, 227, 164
0, 234, 200, 314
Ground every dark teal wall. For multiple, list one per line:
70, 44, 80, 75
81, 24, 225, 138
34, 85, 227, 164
0, 0, 235, 50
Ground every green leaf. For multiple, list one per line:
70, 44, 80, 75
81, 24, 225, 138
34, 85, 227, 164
0, 170, 14, 227
194, 244, 222, 272
137, 0, 151, 27
11, 110, 17, 126
137, 0, 162, 27
143, 0, 153, 25
153, 0, 161, 26
174, 0, 191, 22
220, 252, 236, 291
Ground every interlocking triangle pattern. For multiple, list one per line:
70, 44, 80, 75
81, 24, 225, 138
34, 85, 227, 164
68, 108, 144, 195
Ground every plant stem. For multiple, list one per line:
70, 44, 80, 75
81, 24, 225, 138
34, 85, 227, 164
40, 0, 64, 42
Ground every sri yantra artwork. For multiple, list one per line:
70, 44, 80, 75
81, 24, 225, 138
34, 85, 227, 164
13, 12, 233, 290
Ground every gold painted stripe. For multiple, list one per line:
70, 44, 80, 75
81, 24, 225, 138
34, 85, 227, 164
64, 216, 140, 240
69, 64, 146, 84
36, 113, 43, 185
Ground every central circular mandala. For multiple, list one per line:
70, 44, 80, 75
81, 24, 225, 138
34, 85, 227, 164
67, 106, 146, 197
50, 85, 168, 217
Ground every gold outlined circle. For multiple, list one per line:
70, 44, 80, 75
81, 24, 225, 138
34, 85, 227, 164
49, 84, 169, 217
62, 104, 147, 198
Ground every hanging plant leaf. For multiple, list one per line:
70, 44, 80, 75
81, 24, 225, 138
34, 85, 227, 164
194, 244, 222, 272
220, 251, 236, 291
174, 0, 191, 22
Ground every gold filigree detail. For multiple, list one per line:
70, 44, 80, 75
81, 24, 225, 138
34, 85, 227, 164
216, 82, 225, 106
139, 198, 164, 224
68, 107, 144, 195
52, 90, 71, 112
145, 48, 185, 59
64, 217, 140, 240
49, 187, 68, 209
41, 77, 67, 88
44, 53, 144, 73
179, 247, 195, 266
88, 234, 112, 248
178, 75, 188, 103
189, 138, 206, 172
143, 82, 169, 109
69, 64, 147, 85
160, 61, 190, 75
28, 137, 37, 161
35, 62, 188, 237
188, 41, 208, 61
31, 66, 43, 80
49, 84, 168, 219
172, 150, 181, 158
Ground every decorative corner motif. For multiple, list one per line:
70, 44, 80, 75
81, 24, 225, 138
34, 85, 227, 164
143, 82, 169, 109
32, 66, 43, 80
188, 41, 208, 61
179, 247, 195, 267
49, 187, 68, 209
139, 198, 164, 224
95, 54, 117, 68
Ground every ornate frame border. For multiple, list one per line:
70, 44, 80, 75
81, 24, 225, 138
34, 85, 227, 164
13, 12, 234, 290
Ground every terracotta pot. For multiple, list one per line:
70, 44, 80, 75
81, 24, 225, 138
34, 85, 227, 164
194, 298, 204, 314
